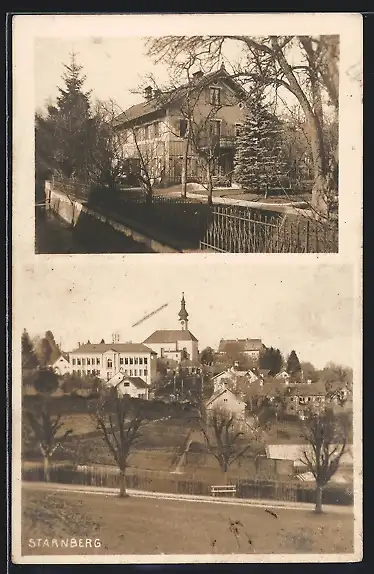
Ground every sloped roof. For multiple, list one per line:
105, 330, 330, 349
114, 67, 248, 127
288, 382, 326, 396
218, 338, 263, 353
70, 342, 156, 355
143, 330, 198, 344
117, 376, 149, 390
205, 387, 245, 408
267, 444, 353, 466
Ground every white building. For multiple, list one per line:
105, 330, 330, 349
107, 372, 149, 400
143, 293, 199, 363
205, 387, 246, 420
212, 367, 258, 393
52, 354, 71, 376
68, 342, 157, 385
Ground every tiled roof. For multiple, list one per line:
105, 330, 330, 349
114, 67, 248, 127
218, 338, 263, 353
288, 382, 326, 396
117, 376, 149, 390
70, 343, 156, 355
143, 330, 198, 344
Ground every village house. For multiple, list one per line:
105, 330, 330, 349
52, 353, 70, 376
205, 387, 247, 420
106, 372, 149, 400
143, 294, 199, 363
68, 341, 157, 385
212, 366, 258, 393
114, 64, 248, 186
284, 382, 326, 419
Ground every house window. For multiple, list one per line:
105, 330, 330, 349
139, 369, 142, 377
134, 358, 138, 365
96, 358, 100, 365
77, 370, 81, 377
129, 370, 133, 376
144, 369, 148, 377
130, 358, 134, 365
235, 123, 242, 137
134, 369, 138, 376
82, 358, 86, 366
72, 358, 76, 366
107, 359, 113, 369
123, 382, 130, 387
124, 369, 128, 375
223, 398, 228, 402
144, 358, 148, 365
179, 119, 188, 138
210, 87, 221, 105
120, 358, 124, 365
77, 358, 81, 366
87, 370, 91, 375
139, 358, 143, 365
209, 120, 221, 137
125, 357, 129, 365
87, 358, 91, 365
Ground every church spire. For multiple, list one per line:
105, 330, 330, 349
178, 292, 189, 331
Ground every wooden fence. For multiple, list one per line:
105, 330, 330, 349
22, 463, 353, 506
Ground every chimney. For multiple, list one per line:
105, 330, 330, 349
144, 86, 153, 101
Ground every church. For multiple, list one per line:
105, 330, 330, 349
142, 293, 199, 363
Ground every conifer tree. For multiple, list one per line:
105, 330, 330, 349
286, 350, 301, 376
234, 87, 286, 198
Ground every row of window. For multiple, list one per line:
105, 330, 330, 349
72, 369, 100, 377
71, 357, 148, 367
289, 396, 324, 403
72, 368, 148, 378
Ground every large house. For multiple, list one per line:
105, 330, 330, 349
212, 367, 258, 393
205, 387, 247, 420
52, 353, 70, 376
143, 293, 199, 363
217, 338, 265, 364
114, 64, 248, 187
68, 341, 157, 385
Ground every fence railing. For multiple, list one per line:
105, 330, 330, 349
22, 463, 353, 506
200, 205, 339, 253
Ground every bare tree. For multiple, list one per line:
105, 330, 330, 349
91, 394, 147, 497
147, 35, 339, 217
299, 409, 349, 513
24, 406, 73, 481
198, 405, 263, 484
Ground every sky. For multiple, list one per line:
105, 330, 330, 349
20, 260, 354, 369
34, 36, 296, 116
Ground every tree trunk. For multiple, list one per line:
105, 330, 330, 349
315, 484, 323, 513
206, 162, 213, 206
181, 138, 189, 198
223, 468, 229, 485
119, 469, 128, 498
44, 456, 50, 483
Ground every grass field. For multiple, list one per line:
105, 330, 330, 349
21, 487, 353, 556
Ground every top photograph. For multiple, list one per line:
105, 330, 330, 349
35, 34, 340, 254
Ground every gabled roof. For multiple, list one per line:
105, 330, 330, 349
70, 342, 156, 355
143, 330, 198, 344
114, 67, 249, 127
53, 353, 69, 364
117, 376, 149, 390
205, 387, 245, 408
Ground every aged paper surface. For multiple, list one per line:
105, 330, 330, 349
12, 13, 362, 564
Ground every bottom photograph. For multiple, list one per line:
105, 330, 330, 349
13, 260, 361, 562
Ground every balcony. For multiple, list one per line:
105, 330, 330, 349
198, 134, 236, 151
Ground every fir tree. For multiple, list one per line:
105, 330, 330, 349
286, 350, 301, 376
21, 329, 39, 371
54, 52, 94, 182
234, 88, 286, 198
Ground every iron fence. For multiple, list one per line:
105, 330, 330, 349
22, 463, 352, 505
200, 205, 339, 253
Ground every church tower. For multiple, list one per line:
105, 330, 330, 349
178, 292, 189, 331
